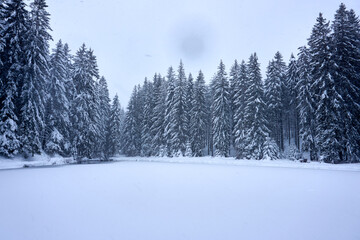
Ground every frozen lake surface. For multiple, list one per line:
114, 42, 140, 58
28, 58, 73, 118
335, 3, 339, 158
1, 160, 359, 240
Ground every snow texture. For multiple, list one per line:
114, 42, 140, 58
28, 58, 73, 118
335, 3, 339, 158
0, 154, 75, 170
1, 158, 360, 240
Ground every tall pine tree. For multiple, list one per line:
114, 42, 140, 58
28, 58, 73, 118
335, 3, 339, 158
211, 60, 231, 157
164, 66, 177, 156
297, 46, 317, 161
309, 13, 340, 162
20, 0, 51, 157
331, 4, 360, 162
233, 60, 249, 159
122, 86, 142, 156
0, 0, 29, 157
229, 60, 240, 148
243, 54, 270, 160
286, 54, 300, 150
264, 59, 282, 152
108, 94, 124, 156
264, 52, 287, 152
184, 73, 194, 156
151, 74, 167, 156
140, 78, 154, 156
44, 40, 71, 156
97, 76, 111, 159
70, 44, 100, 160
190, 70, 207, 156
172, 61, 188, 156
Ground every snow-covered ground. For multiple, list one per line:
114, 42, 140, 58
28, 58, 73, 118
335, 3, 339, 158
114, 156, 360, 172
0, 154, 75, 170
1, 160, 360, 240
2, 155, 360, 172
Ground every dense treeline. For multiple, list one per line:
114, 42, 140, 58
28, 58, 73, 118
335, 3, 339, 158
1, 1, 359, 164
122, 3, 360, 163
0, 0, 125, 160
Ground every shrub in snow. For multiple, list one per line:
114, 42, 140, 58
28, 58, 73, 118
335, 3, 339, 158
287, 145, 302, 160
45, 129, 63, 155
157, 145, 166, 157
262, 137, 280, 160
173, 149, 183, 157
185, 141, 193, 157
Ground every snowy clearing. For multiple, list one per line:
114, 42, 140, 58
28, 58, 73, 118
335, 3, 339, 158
1, 161, 360, 240
2, 155, 360, 172
0, 155, 75, 170
114, 156, 360, 172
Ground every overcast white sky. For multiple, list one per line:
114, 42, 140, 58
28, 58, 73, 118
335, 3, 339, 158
44, 0, 360, 107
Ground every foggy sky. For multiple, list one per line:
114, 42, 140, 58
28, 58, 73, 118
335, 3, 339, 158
45, 0, 360, 107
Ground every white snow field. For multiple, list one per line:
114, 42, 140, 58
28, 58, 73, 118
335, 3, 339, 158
0, 154, 75, 170
1, 160, 360, 240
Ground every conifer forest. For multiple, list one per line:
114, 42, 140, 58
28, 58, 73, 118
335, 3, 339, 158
0, 0, 359, 164
1, 1, 360, 240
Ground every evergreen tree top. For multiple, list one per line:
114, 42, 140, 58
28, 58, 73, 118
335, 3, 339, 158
63, 43, 71, 56
289, 53, 295, 61
188, 73, 194, 83
248, 53, 262, 83
308, 13, 331, 50
230, 60, 240, 82
177, 60, 186, 82
274, 51, 286, 70
30, 0, 52, 36
167, 66, 175, 82
196, 70, 205, 82
216, 60, 226, 78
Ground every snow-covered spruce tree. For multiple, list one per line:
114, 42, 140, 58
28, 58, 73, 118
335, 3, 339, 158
88, 49, 103, 157
346, 8, 360, 162
108, 94, 124, 156
70, 44, 100, 160
185, 140, 192, 157
309, 13, 340, 163
20, 0, 52, 157
296, 46, 317, 161
331, 4, 360, 162
44, 40, 71, 156
346, 9, 360, 110
243, 53, 271, 160
0, 3, 3, 95
286, 54, 300, 150
211, 60, 231, 157
264, 59, 282, 152
96, 76, 111, 159
205, 85, 213, 155
233, 60, 249, 159
0, 78, 21, 158
264, 52, 287, 152
164, 66, 176, 156
262, 136, 280, 160
160, 75, 168, 155
151, 74, 167, 156
229, 60, 240, 147
0, 0, 29, 113
63, 43, 75, 104
62, 43, 76, 154
141, 78, 154, 157
0, 2, 4, 56
276, 52, 288, 151
0, 0, 29, 157
190, 70, 207, 157
122, 86, 142, 156
185, 73, 194, 154
171, 60, 188, 156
